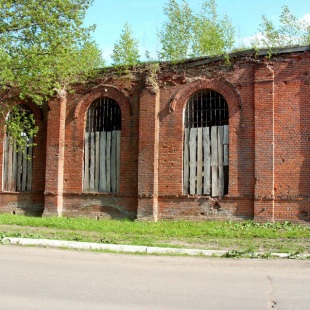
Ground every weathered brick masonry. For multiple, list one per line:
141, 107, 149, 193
1, 46, 309, 222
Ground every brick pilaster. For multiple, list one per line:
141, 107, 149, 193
137, 89, 159, 221
44, 91, 67, 216
254, 63, 275, 222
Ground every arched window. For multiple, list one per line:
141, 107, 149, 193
83, 97, 121, 193
3, 105, 34, 192
183, 90, 229, 197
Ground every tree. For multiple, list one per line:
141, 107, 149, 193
252, 5, 310, 49
5, 105, 38, 153
0, 0, 103, 145
111, 23, 140, 67
191, 0, 235, 57
158, 0, 235, 62
158, 0, 193, 62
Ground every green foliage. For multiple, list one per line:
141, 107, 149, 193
145, 50, 154, 62
5, 105, 38, 152
191, 0, 235, 57
222, 250, 245, 258
111, 23, 140, 67
1, 215, 307, 239
158, 0, 193, 62
158, 0, 235, 62
0, 215, 309, 253
0, 0, 104, 106
252, 5, 310, 50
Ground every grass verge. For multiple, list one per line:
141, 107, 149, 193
0, 214, 309, 255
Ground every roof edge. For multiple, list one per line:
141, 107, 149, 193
176, 45, 310, 67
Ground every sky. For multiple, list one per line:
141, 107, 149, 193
83, 0, 310, 64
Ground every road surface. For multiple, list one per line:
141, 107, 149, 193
0, 245, 309, 309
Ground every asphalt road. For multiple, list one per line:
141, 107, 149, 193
0, 246, 309, 310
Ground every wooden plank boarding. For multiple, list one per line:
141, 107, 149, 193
99, 131, 106, 192
11, 140, 17, 191
106, 131, 111, 192
189, 128, 197, 195
224, 145, 229, 166
218, 126, 224, 197
26, 138, 33, 191
223, 125, 229, 145
89, 132, 95, 191
3, 135, 9, 191
183, 128, 189, 194
17, 148, 22, 191
211, 126, 218, 197
3, 136, 34, 192
111, 131, 117, 193
83, 132, 90, 191
196, 127, 203, 195
7, 137, 13, 191
3, 105, 37, 193
83, 99, 122, 194
203, 127, 210, 195
21, 139, 27, 192
116, 130, 121, 193
95, 132, 100, 191
183, 91, 229, 197
84, 129, 121, 194
223, 125, 229, 166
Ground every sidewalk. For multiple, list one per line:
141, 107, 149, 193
3, 237, 309, 259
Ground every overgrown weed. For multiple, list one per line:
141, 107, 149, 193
0, 215, 309, 254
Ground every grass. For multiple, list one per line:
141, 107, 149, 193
0, 214, 309, 255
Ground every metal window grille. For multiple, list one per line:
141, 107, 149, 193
183, 90, 229, 197
185, 90, 229, 129
86, 97, 121, 133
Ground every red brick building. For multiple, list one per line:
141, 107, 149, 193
1, 46, 309, 222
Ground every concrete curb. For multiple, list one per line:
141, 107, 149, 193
2, 237, 309, 259
2, 237, 225, 256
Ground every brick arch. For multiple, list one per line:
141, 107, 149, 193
0, 101, 44, 146
71, 84, 132, 194
74, 84, 131, 121
20, 101, 44, 123
166, 78, 242, 197
169, 78, 242, 115
1, 100, 43, 124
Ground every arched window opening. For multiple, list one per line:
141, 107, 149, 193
83, 97, 121, 193
3, 105, 34, 192
183, 90, 229, 197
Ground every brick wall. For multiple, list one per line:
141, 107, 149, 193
0, 47, 309, 222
